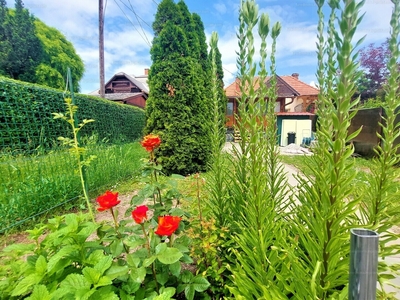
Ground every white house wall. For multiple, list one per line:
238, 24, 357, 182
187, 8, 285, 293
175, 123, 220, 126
281, 119, 312, 146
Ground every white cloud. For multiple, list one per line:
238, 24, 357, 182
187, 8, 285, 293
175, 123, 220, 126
214, 3, 227, 15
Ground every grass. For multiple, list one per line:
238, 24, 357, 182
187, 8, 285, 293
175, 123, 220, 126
0, 142, 147, 233
279, 153, 399, 191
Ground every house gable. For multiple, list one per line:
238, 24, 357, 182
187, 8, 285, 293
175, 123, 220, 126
105, 72, 148, 94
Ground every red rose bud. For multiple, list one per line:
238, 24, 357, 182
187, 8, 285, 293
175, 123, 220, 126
155, 215, 181, 236
96, 190, 120, 212
141, 134, 161, 152
132, 205, 149, 224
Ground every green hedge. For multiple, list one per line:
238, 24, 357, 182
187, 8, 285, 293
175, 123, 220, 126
0, 76, 145, 155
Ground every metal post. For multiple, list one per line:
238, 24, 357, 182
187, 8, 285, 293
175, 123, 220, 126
99, 0, 105, 98
349, 228, 379, 300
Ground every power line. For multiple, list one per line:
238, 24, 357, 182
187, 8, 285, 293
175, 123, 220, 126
113, 0, 152, 47
125, 0, 152, 46
223, 66, 237, 76
119, 0, 152, 29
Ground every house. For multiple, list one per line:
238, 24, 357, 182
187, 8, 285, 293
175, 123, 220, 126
89, 69, 149, 108
224, 73, 319, 146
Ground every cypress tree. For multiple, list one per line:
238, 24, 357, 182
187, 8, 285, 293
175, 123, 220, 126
145, 0, 212, 175
0, 0, 11, 76
152, 0, 181, 37
1, 0, 43, 82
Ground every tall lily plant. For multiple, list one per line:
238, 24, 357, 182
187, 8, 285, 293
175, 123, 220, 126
221, 1, 296, 298
291, 0, 366, 298
357, 0, 400, 297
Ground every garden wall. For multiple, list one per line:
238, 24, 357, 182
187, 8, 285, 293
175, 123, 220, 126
348, 107, 400, 157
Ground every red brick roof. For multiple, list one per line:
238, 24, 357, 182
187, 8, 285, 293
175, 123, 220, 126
280, 76, 319, 96
225, 75, 319, 97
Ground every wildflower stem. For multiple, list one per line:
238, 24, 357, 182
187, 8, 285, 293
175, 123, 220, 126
67, 101, 95, 222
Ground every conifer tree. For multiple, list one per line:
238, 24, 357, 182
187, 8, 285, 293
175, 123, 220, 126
0, 0, 11, 76
145, 0, 212, 175
3, 0, 43, 82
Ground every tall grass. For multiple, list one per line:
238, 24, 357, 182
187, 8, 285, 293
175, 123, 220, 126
0, 142, 146, 232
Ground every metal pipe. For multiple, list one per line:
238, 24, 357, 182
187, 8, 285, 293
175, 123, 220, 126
349, 228, 379, 300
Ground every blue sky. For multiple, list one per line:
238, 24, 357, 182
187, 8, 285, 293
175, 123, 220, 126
12, 0, 396, 93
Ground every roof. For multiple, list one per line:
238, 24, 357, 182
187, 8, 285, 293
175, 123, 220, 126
102, 92, 144, 101
276, 112, 315, 116
88, 72, 149, 96
225, 75, 319, 98
111, 72, 149, 94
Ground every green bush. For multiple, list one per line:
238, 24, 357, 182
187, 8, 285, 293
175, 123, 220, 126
0, 76, 145, 155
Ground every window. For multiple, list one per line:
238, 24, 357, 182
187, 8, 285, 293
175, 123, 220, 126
227, 102, 234, 116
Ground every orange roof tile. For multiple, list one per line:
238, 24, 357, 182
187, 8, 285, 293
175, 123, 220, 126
280, 76, 319, 96
225, 75, 319, 97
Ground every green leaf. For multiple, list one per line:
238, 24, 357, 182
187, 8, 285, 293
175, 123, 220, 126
156, 272, 169, 285
169, 261, 181, 277
60, 274, 91, 291
157, 247, 183, 264
191, 276, 210, 292
130, 266, 146, 283
95, 276, 113, 288
180, 270, 193, 283
35, 255, 47, 276
185, 284, 195, 300
11, 273, 42, 296
105, 264, 129, 280
143, 256, 157, 267
25, 285, 50, 300
94, 256, 113, 275
83, 267, 101, 285
124, 236, 146, 249
109, 240, 124, 257
154, 287, 176, 300
91, 286, 119, 300
156, 243, 168, 255
126, 253, 141, 267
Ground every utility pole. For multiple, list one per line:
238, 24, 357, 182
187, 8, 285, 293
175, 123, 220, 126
99, 0, 105, 98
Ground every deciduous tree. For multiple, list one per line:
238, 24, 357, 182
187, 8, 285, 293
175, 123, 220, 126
34, 19, 84, 92
357, 39, 399, 100
0, 0, 84, 91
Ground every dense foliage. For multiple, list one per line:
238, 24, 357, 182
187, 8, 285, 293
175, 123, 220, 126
0, 0, 43, 83
145, 0, 213, 175
0, 77, 145, 155
0, 0, 84, 91
356, 39, 391, 100
34, 19, 84, 92
1, 0, 400, 299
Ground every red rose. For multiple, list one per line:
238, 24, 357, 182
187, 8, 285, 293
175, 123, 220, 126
141, 134, 161, 152
132, 205, 149, 224
96, 190, 120, 212
155, 216, 181, 236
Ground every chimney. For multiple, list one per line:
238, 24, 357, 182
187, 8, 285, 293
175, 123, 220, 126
144, 68, 149, 76
292, 73, 299, 80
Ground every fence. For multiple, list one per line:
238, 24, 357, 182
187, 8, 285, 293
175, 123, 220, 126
0, 77, 146, 232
